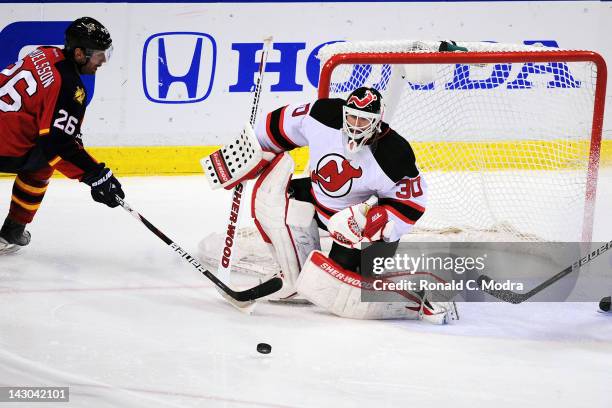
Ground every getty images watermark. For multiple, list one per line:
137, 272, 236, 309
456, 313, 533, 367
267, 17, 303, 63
361, 241, 612, 302
369, 252, 524, 292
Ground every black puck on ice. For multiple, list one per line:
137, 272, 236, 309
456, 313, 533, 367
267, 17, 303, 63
599, 296, 611, 312
257, 343, 272, 354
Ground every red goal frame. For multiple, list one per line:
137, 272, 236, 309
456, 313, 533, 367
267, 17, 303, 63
318, 50, 607, 242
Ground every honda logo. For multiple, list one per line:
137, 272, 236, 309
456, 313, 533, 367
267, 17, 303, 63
142, 32, 216, 104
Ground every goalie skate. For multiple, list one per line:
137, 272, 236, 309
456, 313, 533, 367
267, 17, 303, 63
420, 295, 459, 325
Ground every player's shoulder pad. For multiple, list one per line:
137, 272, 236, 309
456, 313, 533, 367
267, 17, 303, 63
53, 58, 87, 111
373, 123, 419, 182
309, 98, 344, 130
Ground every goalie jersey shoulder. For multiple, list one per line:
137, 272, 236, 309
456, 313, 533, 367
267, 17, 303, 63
373, 125, 420, 183
308, 98, 345, 130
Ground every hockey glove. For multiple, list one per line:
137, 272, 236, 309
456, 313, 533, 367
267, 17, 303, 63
82, 164, 125, 208
328, 196, 395, 249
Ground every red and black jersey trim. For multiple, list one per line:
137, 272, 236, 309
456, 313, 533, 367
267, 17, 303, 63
310, 187, 338, 219
266, 106, 298, 150
380, 198, 425, 225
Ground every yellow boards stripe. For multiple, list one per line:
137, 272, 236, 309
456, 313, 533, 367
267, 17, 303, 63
412, 140, 595, 171
0, 141, 610, 178
87, 141, 611, 175
86, 146, 311, 176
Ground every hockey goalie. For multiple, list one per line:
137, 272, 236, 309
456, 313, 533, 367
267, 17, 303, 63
204, 86, 457, 324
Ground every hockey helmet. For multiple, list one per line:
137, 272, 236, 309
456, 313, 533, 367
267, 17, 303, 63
342, 87, 384, 154
65, 17, 113, 64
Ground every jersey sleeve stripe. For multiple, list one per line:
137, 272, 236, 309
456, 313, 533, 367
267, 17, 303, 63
48, 156, 62, 166
315, 206, 332, 221
39, 128, 50, 135
277, 106, 296, 147
309, 186, 339, 217
382, 205, 417, 225
265, 111, 284, 150
380, 200, 425, 224
267, 106, 298, 150
385, 197, 426, 213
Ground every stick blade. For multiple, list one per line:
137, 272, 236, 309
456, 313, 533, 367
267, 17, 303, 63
217, 289, 257, 314
234, 277, 283, 302
477, 275, 524, 304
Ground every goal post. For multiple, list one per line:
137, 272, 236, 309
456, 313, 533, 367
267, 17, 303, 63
317, 41, 607, 242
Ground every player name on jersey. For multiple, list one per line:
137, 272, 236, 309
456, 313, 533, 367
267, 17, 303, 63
28, 48, 55, 88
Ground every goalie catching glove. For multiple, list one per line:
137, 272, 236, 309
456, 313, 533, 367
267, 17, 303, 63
202, 123, 276, 190
328, 196, 395, 249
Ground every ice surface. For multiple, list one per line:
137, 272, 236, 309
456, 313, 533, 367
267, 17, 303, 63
1, 173, 611, 408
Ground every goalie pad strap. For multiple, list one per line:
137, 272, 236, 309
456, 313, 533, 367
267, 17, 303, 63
296, 251, 421, 320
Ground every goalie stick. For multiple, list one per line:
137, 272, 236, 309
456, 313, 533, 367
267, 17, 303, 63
478, 240, 612, 304
116, 196, 282, 309
212, 36, 273, 283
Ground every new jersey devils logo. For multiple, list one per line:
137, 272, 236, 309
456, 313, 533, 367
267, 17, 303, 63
311, 153, 363, 198
347, 90, 378, 109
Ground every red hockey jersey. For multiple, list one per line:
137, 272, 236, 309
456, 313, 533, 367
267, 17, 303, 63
0, 46, 99, 178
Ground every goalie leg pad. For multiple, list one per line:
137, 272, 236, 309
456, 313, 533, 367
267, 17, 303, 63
252, 153, 320, 299
296, 251, 421, 320
202, 123, 276, 190
286, 199, 321, 270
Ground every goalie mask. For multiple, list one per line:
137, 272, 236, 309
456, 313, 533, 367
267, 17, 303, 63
342, 87, 384, 154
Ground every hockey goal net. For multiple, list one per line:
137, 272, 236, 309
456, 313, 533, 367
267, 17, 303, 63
318, 40, 606, 243
199, 40, 606, 275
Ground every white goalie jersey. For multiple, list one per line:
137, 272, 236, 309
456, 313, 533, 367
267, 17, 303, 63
254, 99, 428, 242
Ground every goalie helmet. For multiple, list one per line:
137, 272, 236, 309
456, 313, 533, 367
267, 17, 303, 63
342, 87, 384, 154
65, 17, 113, 64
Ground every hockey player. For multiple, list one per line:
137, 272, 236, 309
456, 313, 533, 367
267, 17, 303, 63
204, 86, 457, 323
0, 17, 125, 253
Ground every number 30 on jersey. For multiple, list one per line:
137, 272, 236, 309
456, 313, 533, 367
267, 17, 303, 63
396, 176, 423, 199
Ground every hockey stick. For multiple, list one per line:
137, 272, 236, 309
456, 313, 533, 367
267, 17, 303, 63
213, 36, 273, 282
477, 240, 612, 304
116, 196, 282, 308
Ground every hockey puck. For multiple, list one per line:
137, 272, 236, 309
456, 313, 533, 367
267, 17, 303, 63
599, 296, 611, 312
257, 343, 272, 354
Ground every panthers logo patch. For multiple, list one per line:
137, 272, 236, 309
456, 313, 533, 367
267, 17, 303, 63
74, 86, 86, 105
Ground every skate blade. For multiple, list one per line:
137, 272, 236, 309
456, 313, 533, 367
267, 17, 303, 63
0, 243, 21, 255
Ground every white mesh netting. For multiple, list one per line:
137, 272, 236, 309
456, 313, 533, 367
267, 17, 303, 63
318, 40, 602, 243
